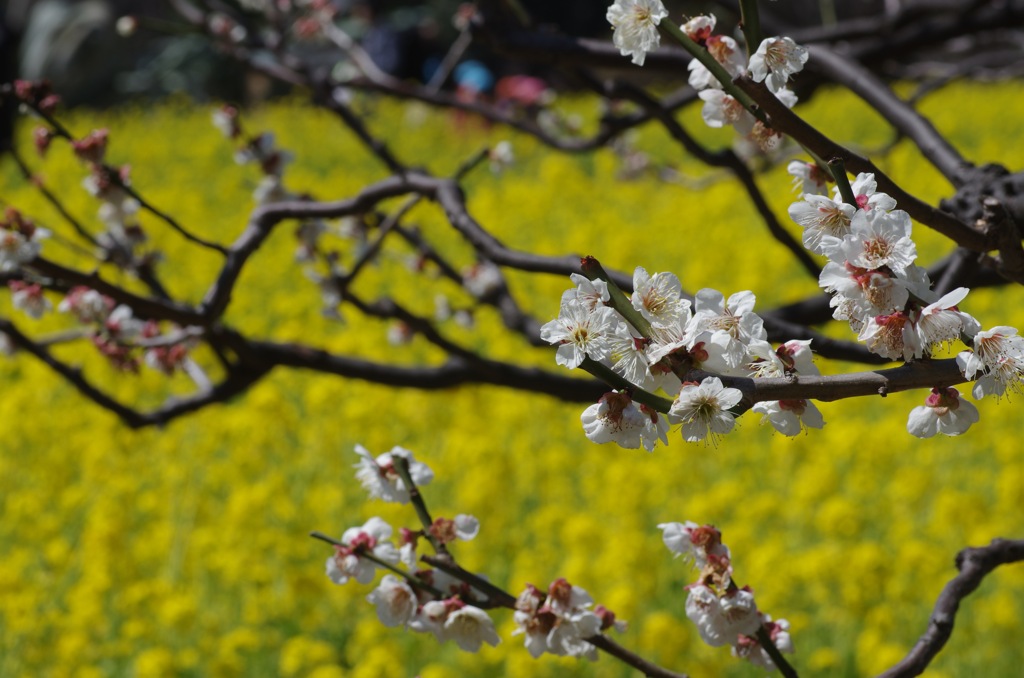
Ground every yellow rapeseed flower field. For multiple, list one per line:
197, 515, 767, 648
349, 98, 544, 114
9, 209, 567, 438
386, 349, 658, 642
1, 82, 1023, 677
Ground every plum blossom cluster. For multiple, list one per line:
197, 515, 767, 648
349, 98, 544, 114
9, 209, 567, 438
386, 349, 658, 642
682, 14, 805, 152
0, 208, 49, 273
321, 445, 625, 659
514, 578, 623, 660
604, 3, 809, 151
68, 128, 148, 258
542, 266, 824, 448
787, 168, 1024, 435
326, 445, 499, 651
659, 521, 793, 671
53, 286, 194, 373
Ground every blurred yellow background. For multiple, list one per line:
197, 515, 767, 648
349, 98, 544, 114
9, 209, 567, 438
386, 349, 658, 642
1, 82, 1022, 677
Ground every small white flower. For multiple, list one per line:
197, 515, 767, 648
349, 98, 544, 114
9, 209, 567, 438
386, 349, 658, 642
0, 226, 46, 273
907, 387, 979, 437
788, 195, 856, 255
657, 521, 730, 570
8, 281, 51, 319
463, 260, 504, 298
325, 517, 400, 585
914, 287, 978, 354
680, 14, 716, 42
367, 575, 418, 628
444, 604, 501, 652
752, 399, 824, 436
669, 377, 743, 443
540, 299, 619, 369
819, 262, 909, 325
698, 89, 755, 134
957, 326, 1024, 399
581, 390, 648, 450
454, 514, 480, 541
606, 0, 668, 66
859, 311, 922, 361
410, 599, 449, 640
836, 172, 897, 212
687, 289, 765, 368
631, 266, 690, 329
488, 140, 514, 173
787, 160, 830, 196
686, 585, 761, 647
733, 616, 793, 670
840, 208, 917, 274
58, 287, 114, 324
354, 444, 434, 503
567, 273, 610, 313
748, 37, 808, 93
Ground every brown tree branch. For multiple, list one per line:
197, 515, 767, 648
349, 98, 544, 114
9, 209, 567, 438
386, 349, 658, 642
877, 538, 1024, 678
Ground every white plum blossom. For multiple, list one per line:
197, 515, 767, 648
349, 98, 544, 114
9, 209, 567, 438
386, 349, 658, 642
581, 390, 668, 451
581, 390, 646, 448
687, 289, 765, 368
748, 36, 809, 93
752, 399, 825, 436
463, 260, 504, 298
788, 195, 856, 255
669, 377, 743, 443
733, 616, 794, 670
513, 581, 602, 660
410, 599, 449, 640
773, 87, 799, 109
681, 14, 716, 42
541, 299, 620, 368
914, 287, 979, 354
957, 326, 1024, 399
606, 0, 668, 66
253, 175, 292, 205
606, 324, 655, 389
367, 575, 418, 628
685, 585, 761, 647
838, 172, 897, 212
687, 35, 746, 90
787, 160, 830, 195
488, 140, 514, 174
778, 339, 819, 375
443, 603, 501, 652
354, 444, 434, 503
819, 261, 910, 326
568, 273, 610, 313
8, 281, 51, 319
58, 287, 114, 324
0, 221, 47, 273
325, 517, 400, 585
840, 208, 917, 274
211, 105, 240, 138
859, 311, 922, 361
907, 387, 979, 437
454, 514, 480, 541
513, 585, 552, 658
658, 521, 730, 570
698, 89, 755, 134
632, 266, 690, 328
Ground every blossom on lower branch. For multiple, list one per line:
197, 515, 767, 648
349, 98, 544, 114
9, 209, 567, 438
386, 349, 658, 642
513, 579, 613, 660
660, 521, 795, 671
